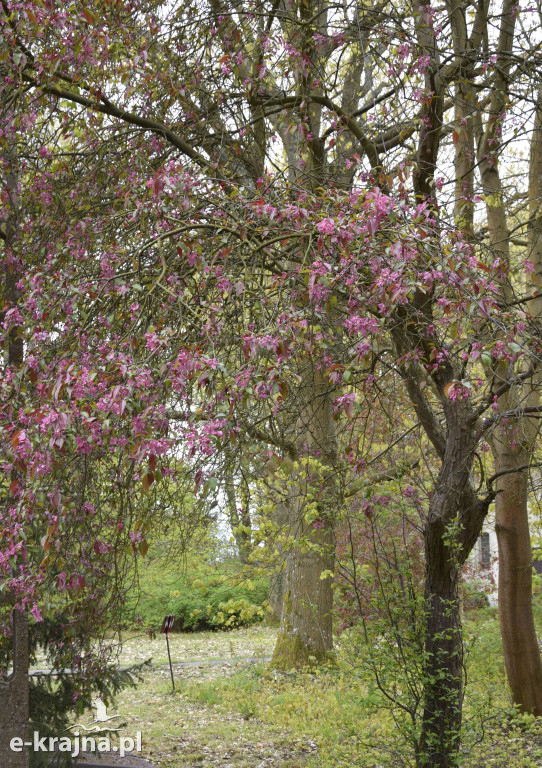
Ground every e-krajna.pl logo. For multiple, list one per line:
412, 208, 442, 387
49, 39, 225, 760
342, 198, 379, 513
9, 698, 142, 759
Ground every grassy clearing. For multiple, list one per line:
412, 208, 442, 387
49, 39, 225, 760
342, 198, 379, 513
116, 664, 318, 767
80, 615, 542, 768
115, 624, 277, 668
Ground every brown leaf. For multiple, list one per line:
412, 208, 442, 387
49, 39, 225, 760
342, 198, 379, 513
444, 382, 455, 398
142, 472, 155, 492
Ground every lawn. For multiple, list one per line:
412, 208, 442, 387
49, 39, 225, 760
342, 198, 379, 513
102, 625, 314, 767
84, 615, 542, 768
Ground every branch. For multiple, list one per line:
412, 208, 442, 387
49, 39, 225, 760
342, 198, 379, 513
245, 424, 296, 454
21, 74, 213, 172
165, 410, 296, 453
253, 93, 380, 167
476, 405, 542, 441
344, 459, 420, 499
475, 366, 537, 419
387, 317, 447, 458
366, 422, 420, 465
488, 462, 542, 487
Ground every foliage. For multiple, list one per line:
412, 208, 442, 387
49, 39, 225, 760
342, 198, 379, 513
1, 0, 542, 760
160, 618, 539, 768
333, 488, 426, 761
459, 563, 494, 611
213, 597, 265, 630
0, 611, 149, 768
334, 483, 425, 630
127, 545, 268, 632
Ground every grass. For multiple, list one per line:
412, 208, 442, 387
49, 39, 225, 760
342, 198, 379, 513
114, 623, 276, 667
73, 613, 542, 768
104, 655, 315, 767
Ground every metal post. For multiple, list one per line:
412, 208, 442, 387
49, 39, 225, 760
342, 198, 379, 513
165, 631, 175, 693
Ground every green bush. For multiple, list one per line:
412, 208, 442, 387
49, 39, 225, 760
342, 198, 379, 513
212, 597, 265, 629
126, 553, 268, 632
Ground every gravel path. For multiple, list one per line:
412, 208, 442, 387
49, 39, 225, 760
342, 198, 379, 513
75, 755, 155, 768
28, 656, 271, 676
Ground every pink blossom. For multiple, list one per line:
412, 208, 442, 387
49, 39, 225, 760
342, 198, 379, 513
317, 218, 335, 235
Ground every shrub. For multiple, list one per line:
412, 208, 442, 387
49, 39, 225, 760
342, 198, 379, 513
126, 553, 269, 632
212, 597, 265, 629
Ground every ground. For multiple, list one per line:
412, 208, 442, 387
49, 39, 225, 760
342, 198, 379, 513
52, 619, 542, 768
78, 627, 316, 768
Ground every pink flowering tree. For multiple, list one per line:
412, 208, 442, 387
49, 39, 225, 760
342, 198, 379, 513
2, 0, 542, 766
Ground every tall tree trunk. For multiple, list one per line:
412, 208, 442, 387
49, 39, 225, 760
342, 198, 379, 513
272, 515, 335, 668
493, 442, 542, 713
392, 318, 495, 767
479, 67, 542, 712
271, 367, 337, 669
420, 522, 462, 768
489, 83, 542, 714
0, 605, 29, 768
417, 470, 494, 767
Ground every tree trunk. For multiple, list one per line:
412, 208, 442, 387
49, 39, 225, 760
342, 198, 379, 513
392, 316, 494, 766
419, 518, 463, 768
272, 521, 334, 668
493, 443, 542, 714
0, 608, 29, 768
271, 367, 337, 669
417, 478, 493, 768
483, 81, 542, 715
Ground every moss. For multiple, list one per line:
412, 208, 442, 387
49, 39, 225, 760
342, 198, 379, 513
269, 629, 333, 670
264, 608, 281, 628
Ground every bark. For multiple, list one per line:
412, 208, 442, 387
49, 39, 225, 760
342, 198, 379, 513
488, 83, 542, 714
453, 78, 476, 235
418, 410, 468, 767
420, 521, 463, 767
417, 445, 494, 767
493, 441, 542, 713
392, 316, 494, 766
0, 607, 29, 767
412, 2, 443, 205
271, 367, 337, 669
272, 519, 334, 668
448, 0, 477, 237
478, 45, 542, 708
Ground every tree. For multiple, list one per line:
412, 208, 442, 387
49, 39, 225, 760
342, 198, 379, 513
2, 2, 542, 766
0, 26, 209, 766
486, 90, 542, 713
439, 0, 542, 713
0, 80, 29, 768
